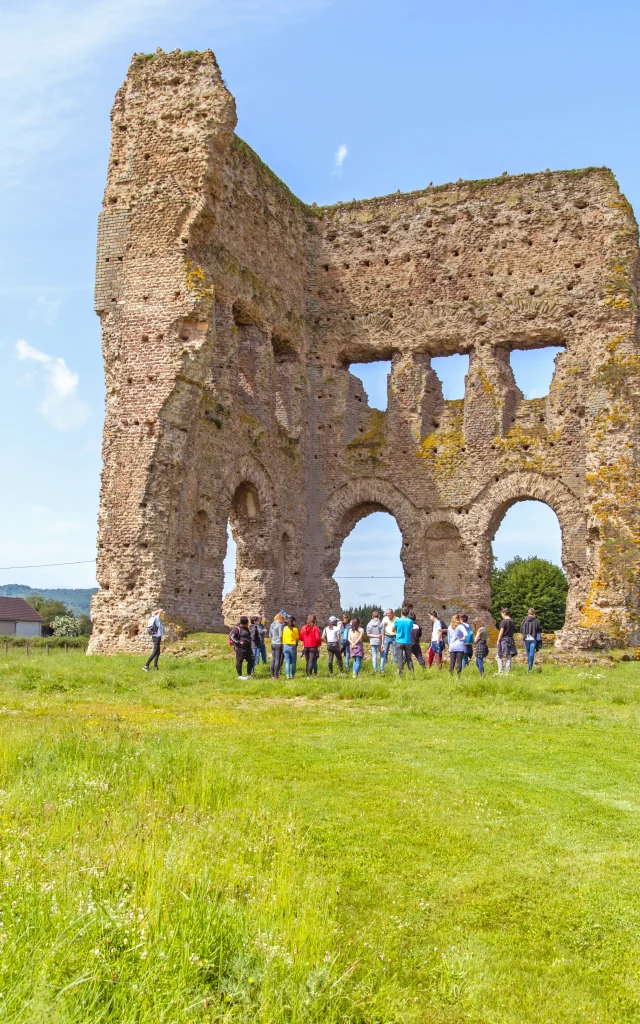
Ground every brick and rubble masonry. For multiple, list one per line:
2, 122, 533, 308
89, 47, 640, 653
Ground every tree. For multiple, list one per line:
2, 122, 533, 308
490, 556, 568, 632
51, 615, 82, 637
27, 594, 69, 626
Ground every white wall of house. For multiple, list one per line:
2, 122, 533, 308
15, 622, 42, 638
0, 621, 16, 635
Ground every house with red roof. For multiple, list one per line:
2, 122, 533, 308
0, 597, 44, 638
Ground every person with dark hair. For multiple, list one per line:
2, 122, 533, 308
269, 612, 285, 678
250, 616, 262, 675
282, 615, 300, 679
460, 613, 473, 668
340, 613, 352, 671
230, 616, 253, 679
143, 608, 164, 671
497, 607, 517, 674
410, 615, 426, 668
429, 611, 444, 669
473, 619, 489, 675
520, 607, 541, 672
394, 606, 415, 675
381, 608, 397, 671
300, 613, 322, 676
348, 617, 365, 678
323, 616, 344, 675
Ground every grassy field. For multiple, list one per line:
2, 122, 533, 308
1, 639, 640, 1023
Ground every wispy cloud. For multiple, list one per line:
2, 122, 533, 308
0, 0, 332, 186
29, 293, 61, 326
16, 338, 90, 429
332, 143, 348, 176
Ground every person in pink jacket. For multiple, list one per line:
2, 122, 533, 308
299, 614, 322, 677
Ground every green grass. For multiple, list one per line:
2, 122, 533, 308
1, 640, 640, 1022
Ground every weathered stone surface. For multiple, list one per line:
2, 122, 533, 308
88, 49, 640, 653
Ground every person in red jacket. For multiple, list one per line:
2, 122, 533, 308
300, 614, 321, 677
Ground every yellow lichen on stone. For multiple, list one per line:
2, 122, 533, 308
184, 259, 215, 302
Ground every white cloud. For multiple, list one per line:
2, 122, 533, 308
332, 143, 348, 176
0, 0, 332, 186
16, 338, 90, 429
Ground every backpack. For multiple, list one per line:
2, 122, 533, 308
228, 626, 239, 646
147, 618, 159, 636
464, 624, 473, 643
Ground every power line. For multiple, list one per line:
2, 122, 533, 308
0, 559, 96, 570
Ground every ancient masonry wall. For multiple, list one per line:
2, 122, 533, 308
89, 48, 640, 653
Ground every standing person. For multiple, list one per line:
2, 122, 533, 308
340, 613, 351, 671
520, 607, 541, 672
258, 618, 268, 665
473, 619, 489, 675
269, 613, 285, 679
410, 616, 426, 668
460, 614, 473, 668
380, 609, 397, 671
300, 614, 322, 677
322, 616, 344, 676
366, 610, 383, 673
249, 616, 262, 675
282, 615, 300, 679
143, 608, 164, 672
496, 608, 517, 674
447, 613, 467, 676
429, 611, 444, 670
394, 607, 415, 675
230, 616, 254, 679
348, 617, 365, 678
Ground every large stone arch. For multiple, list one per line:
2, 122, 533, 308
467, 472, 588, 626
313, 478, 421, 619
219, 457, 282, 625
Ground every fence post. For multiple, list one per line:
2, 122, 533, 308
26, 643, 30, 656
46, 644, 49, 656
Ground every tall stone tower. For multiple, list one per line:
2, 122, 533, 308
89, 48, 640, 653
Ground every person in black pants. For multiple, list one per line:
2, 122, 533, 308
231, 616, 254, 679
143, 608, 164, 671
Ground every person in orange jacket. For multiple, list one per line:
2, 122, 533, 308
299, 613, 322, 677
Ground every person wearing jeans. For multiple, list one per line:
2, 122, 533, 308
366, 611, 383, 672
520, 608, 541, 672
282, 616, 299, 679
348, 618, 365, 677
380, 609, 397, 671
394, 608, 415, 675
473, 620, 489, 675
429, 611, 444, 670
269, 613, 285, 678
340, 614, 351, 671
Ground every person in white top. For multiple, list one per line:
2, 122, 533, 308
322, 615, 344, 676
380, 609, 397, 671
429, 610, 444, 670
143, 608, 164, 671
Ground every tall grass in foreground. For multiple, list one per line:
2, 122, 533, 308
1, 647, 640, 1022
0, 726, 362, 1023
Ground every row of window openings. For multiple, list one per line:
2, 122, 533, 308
351, 347, 563, 410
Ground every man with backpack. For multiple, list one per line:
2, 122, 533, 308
229, 616, 254, 679
143, 608, 164, 671
460, 614, 473, 668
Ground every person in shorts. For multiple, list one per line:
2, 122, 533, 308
429, 611, 444, 669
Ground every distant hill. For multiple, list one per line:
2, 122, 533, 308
0, 584, 98, 617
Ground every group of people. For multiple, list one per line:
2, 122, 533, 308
227, 606, 543, 680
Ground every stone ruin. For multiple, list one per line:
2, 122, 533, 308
88, 48, 640, 654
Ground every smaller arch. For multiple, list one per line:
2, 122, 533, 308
320, 478, 419, 554
232, 481, 260, 521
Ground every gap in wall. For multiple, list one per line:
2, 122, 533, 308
334, 511, 404, 613
222, 521, 236, 599
510, 346, 564, 398
492, 500, 562, 568
431, 353, 469, 400
349, 361, 391, 411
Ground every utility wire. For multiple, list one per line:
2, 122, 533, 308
0, 560, 403, 581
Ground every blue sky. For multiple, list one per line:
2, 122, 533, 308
1, 0, 637, 604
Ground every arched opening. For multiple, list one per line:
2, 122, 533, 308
222, 481, 265, 623
490, 499, 567, 630
222, 522, 236, 599
333, 510, 404, 615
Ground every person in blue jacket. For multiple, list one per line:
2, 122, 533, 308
394, 607, 415, 675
